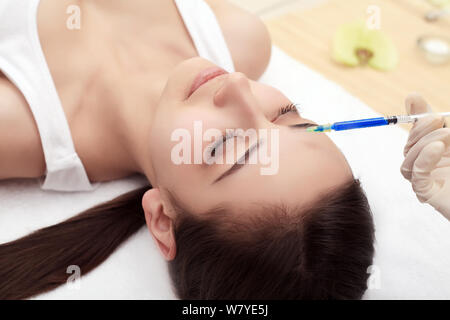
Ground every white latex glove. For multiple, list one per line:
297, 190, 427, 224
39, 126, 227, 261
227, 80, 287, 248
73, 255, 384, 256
401, 94, 450, 220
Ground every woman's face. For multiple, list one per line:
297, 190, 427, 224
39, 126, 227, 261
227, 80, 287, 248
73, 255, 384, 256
148, 57, 352, 214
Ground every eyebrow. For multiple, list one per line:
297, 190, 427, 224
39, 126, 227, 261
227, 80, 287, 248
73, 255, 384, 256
212, 140, 261, 184
289, 122, 317, 129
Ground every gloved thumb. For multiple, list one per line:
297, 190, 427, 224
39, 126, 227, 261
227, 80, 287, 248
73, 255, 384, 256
405, 93, 432, 115
403, 93, 445, 156
411, 140, 446, 202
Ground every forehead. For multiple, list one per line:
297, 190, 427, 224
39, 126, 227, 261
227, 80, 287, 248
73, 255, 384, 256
171, 127, 353, 214
230, 134, 349, 207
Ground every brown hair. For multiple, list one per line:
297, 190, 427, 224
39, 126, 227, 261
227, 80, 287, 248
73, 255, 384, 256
0, 179, 374, 300
0, 186, 148, 300
169, 179, 375, 299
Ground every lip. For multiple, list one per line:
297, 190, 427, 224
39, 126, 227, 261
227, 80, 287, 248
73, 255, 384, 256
188, 67, 228, 98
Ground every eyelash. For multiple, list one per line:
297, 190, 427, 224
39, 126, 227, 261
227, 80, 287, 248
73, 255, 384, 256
278, 103, 298, 117
207, 131, 237, 158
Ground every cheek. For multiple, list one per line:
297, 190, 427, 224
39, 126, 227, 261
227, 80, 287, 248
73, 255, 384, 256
159, 163, 215, 214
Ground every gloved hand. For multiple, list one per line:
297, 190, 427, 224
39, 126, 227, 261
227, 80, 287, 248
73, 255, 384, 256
401, 93, 450, 220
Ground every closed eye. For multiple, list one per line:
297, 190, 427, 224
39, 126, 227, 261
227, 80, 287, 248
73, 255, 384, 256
278, 103, 298, 116
272, 103, 299, 121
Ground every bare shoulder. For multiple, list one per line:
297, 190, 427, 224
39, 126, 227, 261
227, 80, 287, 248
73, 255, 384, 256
204, 0, 272, 80
0, 74, 46, 180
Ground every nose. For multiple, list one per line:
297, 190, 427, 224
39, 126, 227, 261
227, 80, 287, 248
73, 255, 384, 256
213, 72, 259, 118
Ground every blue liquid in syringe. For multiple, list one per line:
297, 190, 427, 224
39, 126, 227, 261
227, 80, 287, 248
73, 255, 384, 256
332, 117, 389, 131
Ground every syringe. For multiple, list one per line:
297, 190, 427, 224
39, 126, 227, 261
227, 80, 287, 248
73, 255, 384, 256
306, 112, 450, 132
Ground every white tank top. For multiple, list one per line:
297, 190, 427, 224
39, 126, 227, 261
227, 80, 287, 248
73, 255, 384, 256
0, 0, 235, 192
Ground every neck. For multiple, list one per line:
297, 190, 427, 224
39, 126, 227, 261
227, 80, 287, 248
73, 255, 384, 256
81, 55, 161, 185
81, 0, 192, 185
108, 80, 160, 186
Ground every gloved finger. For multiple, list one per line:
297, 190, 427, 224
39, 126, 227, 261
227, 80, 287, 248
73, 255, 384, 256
404, 115, 445, 156
411, 141, 446, 202
405, 93, 432, 115
401, 128, 450, 180
405, 93, 449, 128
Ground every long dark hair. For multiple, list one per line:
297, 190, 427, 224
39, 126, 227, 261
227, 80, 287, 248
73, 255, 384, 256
0, 186, 148, 300
0, 179, 375, 300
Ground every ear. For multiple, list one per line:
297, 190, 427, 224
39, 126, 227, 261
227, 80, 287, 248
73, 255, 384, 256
142, 188, 176, 261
